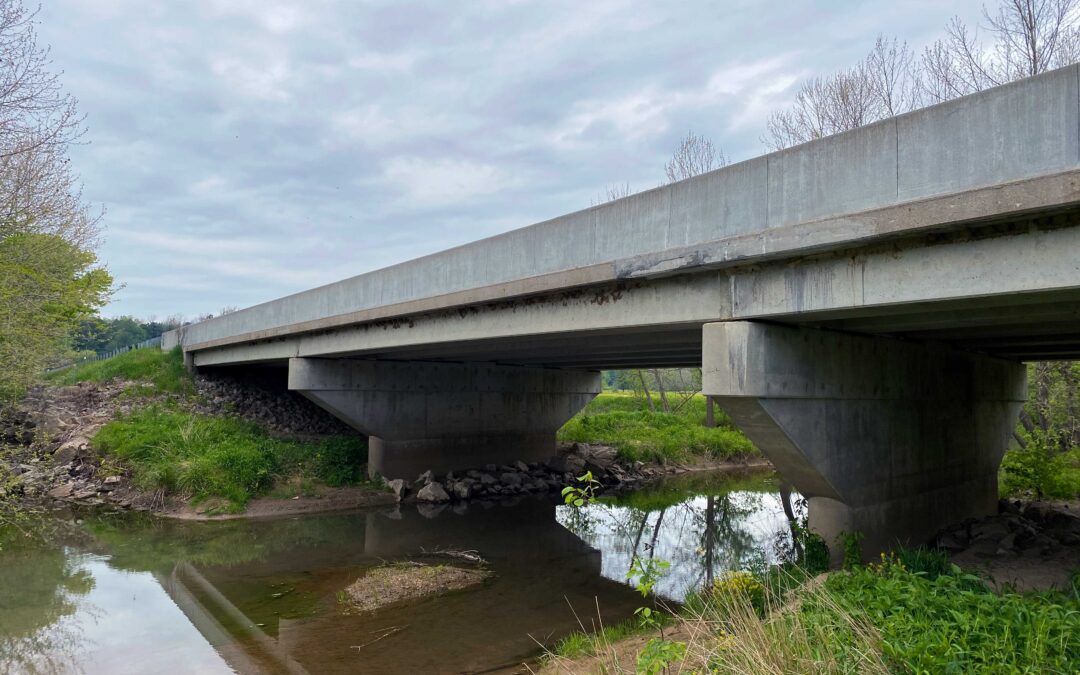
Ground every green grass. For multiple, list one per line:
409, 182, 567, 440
812, 558, 1080, 672
666, 550, 1080, 673
600, 470, 777, 512
48, 347, 191, 395
557, 392, 757, 463
92, 406, 372, 509
549, 617, 658, 660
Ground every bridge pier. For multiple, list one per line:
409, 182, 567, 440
702, 321, 1026, 562
288, 357, 600, 479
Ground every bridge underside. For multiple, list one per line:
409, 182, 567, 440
193, 217, 1079, 559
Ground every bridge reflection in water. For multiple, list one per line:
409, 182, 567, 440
154, 498, 646, 675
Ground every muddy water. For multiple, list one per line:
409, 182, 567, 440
0, 470, 794, 675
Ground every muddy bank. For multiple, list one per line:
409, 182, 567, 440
0, 379, 389, 517
936, 499, 1080, 592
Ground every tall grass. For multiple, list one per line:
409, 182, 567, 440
543, 555, 1080, 674
48, 347, 191, 394
93, 406, 370, 509
557, 392, 757, 463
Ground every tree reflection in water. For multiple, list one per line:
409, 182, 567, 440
0, 523, 97, 675
556, 470, 797, 600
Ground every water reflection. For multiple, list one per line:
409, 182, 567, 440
557, 471, 797, 600
0, 469, 793, 674
0, 526, 96, 675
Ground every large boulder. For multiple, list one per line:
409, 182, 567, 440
387, 478, 408, 501
547, 454, 586, 475
417, 481, 450, 503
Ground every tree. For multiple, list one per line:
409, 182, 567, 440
765, 36, 920, 150
0, 1, 107, 402
920, 0, 1080, 101
0, 234, 111, 400
591, 182, 632, 206
766, 2, 1080, 149
0, 2, 98, 248
664, 131, 725, 183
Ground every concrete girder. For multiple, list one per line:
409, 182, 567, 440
702, 321, 1026, 561
287, 357, 600, 479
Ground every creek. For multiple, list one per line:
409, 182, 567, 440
0, 468, 796, 674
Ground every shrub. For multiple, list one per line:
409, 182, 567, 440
1001, 430, 1080, 499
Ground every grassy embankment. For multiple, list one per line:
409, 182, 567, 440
557, 391, 758, 464
48, 348, 374, 511
547, 549, 1080, 673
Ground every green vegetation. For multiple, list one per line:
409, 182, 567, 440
0, 2, 109, 406
48, 346, 191, 394
0, 234, 112, 402
808, 555, 1080, 672
550, 618, 647, 659
72, 315, 180, 354
1002, 362, 1080, 500
557, 392, 756, 463
1001, 441, 1080, 500
561, 548, 1080, 673
599, 470, 775, 513
93, 406, 370, 509
45, 346, 376, 511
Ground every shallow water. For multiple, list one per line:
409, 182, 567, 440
0, 469, 795, 674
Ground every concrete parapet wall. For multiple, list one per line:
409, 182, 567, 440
173, 66, 1080, 353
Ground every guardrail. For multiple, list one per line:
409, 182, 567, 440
47, 335, 163, 372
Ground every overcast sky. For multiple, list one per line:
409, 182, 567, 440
40, 0, 985, 319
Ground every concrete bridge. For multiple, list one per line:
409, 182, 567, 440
164, 65, 1080, 555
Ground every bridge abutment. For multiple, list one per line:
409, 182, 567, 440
287, 357, 600, 479
702, 321, 1026, 562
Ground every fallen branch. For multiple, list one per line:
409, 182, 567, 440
419, 546, 488, 565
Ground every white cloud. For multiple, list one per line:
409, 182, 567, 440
378, 157, 506, 208
331, 105, 456, 147
38, 0, 986, 317
210, 56, 291, 101
551, 89, 672, 148
347, 51, 421, 72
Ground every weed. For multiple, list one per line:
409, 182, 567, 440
560, 470, 601, 507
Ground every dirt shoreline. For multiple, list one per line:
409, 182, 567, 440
162, 453, 772, 521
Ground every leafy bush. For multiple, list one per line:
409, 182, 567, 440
1001, 430, 1080, 499
92, 406, 368, 508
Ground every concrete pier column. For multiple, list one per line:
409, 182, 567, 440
288, 357, 600, 479
702, 321, 1026, 561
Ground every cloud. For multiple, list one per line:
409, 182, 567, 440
35, 0, 987, 318
378, 157, 507, 209
210, 56, 291, 101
